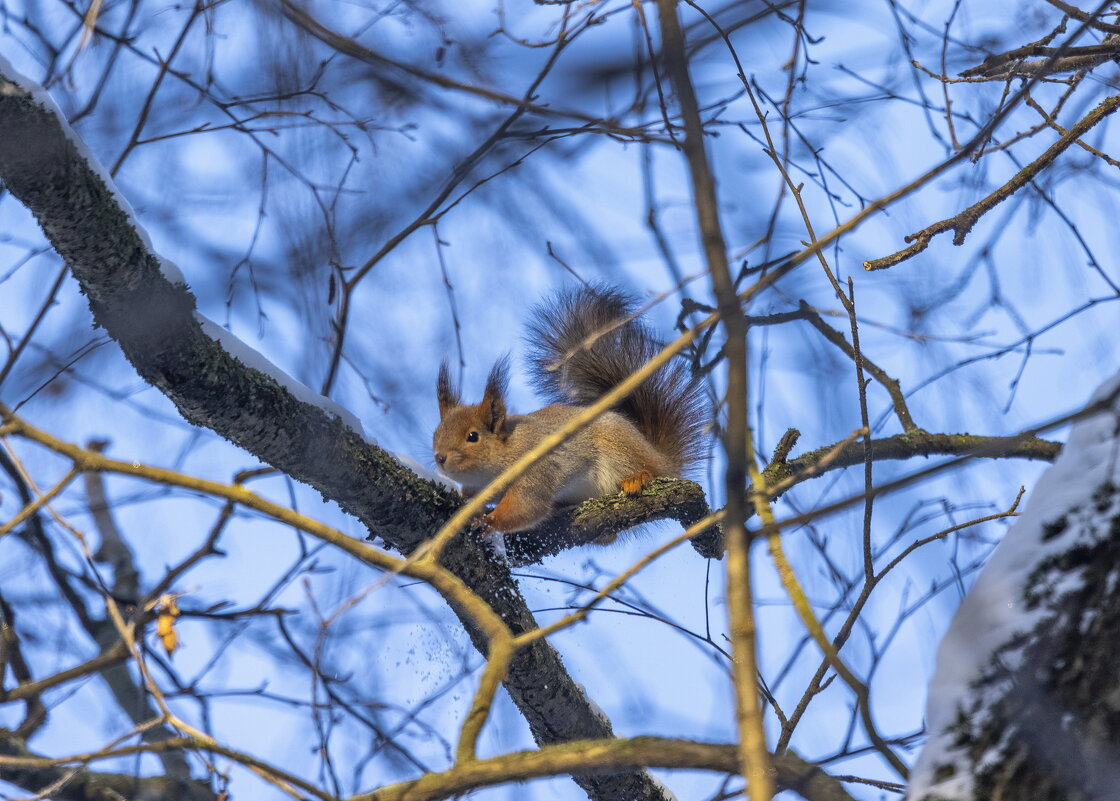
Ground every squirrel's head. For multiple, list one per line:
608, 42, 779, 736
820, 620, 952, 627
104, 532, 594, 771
433, 357, 510, 490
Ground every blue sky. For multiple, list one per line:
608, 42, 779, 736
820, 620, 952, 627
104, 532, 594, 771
1, 1, 1118, 798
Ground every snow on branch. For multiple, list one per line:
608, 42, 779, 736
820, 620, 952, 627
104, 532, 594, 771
0, 56, 462, 545
0, 57, 684, 801
910, 373, 1120, 800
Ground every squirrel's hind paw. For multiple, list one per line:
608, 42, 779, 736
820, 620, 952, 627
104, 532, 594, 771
619, 470, 655, 496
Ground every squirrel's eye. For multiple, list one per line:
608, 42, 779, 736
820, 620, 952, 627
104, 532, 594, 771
466, 431, 479, 443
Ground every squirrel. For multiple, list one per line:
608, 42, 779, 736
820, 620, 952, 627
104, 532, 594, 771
432, 285, 707, 533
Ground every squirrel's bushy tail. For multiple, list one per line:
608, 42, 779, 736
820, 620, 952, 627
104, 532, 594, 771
525, 286, 707, 474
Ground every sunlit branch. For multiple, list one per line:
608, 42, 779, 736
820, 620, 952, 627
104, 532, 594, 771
349, 737, 856, 801
0, 408, 510, 647
865, 94, 1120, 270
0, 465, 78, 538
653, 1, 772, 799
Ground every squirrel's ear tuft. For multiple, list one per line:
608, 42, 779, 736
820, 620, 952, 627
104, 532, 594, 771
437, 360, 460, 419
482, 356, 510, 433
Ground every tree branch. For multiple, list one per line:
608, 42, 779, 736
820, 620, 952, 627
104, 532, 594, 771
504, 430, 1059, 563
1042, 0, 1120, 34
770, 429, 1060, 485
0, 68, 672, 801
0, 728, 213, 801
865, 94, 1120, 270
503, 478, 715, 565
351, 737, 856, 801
959, 41, 1120, 79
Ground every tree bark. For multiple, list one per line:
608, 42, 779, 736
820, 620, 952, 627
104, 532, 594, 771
909, 377, 1120, 801
0, 70, 672, 801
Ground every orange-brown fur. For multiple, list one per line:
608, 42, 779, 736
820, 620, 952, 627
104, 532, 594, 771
433, 287, 706, 533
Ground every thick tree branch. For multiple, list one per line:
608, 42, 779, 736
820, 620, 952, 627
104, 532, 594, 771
653, 1, 772, 798
503, 477, 714, 564
909, 380, 1120, 800
0, 70, 671, 801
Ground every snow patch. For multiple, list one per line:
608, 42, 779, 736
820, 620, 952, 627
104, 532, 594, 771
158, 256, 187, 286
394, 452, 453, 488
648, 773, 680, 801
486, 529, 510, 563
908, 373, 1120, 800
194, 314, 363, 434
574, 681, 612, 729
0, 54, 183, 279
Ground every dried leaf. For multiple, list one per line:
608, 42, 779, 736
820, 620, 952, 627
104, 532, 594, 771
155, 594, 181, 657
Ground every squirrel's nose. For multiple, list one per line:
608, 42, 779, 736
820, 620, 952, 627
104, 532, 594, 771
435, 452, 447, 466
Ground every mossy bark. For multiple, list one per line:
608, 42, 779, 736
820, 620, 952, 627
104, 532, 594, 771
503, 477, 718, 564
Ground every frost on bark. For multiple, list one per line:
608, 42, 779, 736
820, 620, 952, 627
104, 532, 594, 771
910, 375, 1120, 801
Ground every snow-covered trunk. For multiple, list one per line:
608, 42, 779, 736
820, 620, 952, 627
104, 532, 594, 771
910, 375, 1120, 800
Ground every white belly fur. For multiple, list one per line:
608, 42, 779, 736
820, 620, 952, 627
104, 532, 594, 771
554, 456, 625, 504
